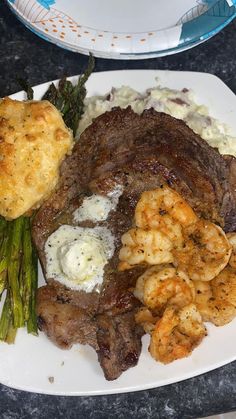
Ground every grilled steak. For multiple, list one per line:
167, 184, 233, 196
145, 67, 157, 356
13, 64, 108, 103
33, 107, 236, 380
37, 285, 98, 350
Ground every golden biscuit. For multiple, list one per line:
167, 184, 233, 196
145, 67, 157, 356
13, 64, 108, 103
0, 98, 73, 219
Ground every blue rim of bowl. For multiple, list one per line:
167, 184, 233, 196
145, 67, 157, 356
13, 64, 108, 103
6, 0, 236, 59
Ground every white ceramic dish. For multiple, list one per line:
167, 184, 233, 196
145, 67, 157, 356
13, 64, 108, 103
7, 0, 236, 59
0, 70, 236, 396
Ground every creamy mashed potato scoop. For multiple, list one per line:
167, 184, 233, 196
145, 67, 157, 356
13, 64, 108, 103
0, 98, 73, 219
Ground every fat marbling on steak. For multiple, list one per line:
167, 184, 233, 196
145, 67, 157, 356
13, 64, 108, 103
32, 107, 236, 380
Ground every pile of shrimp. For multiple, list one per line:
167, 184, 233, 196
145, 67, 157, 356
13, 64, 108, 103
118, 185, 236, 364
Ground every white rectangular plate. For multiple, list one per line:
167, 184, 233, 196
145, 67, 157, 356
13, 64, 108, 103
0, 70, 236, 396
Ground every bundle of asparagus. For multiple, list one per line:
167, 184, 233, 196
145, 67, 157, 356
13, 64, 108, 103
0, 54, 95, 343
0, 216, 37, 343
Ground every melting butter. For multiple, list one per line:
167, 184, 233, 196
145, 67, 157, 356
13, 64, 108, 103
74, 195, 113, 223
45, 225, 115, 292
73, 186, 124, 223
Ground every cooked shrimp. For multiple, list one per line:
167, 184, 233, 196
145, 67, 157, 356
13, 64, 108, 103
197, 298, 236, 326
135, 186, 198, 248
226, 233, 236, 269
194, 280, 212, 306
118, 228, 173, 271
135, 307, 159, 334
134, 265, 195, 312
211, 266, 236, 307
194, 279, 236, 326
173, 220, 232, 281
134, 264, 170, 303
178, 304, 207, 339
149, 304, 206, 364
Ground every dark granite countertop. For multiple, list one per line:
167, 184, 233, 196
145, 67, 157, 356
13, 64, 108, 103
0, 2, 236, 418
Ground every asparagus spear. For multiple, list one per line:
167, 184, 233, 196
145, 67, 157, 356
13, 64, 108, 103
22, 216, 38, 335
0, 232, 8, 297
0, 291, 12, 341
17, 78, 34, 100
22, 217, 32, 321
27, 241, 38, 335
0, 218, 10, 296
42, 53, 95, 135
5, 317, 17, 344
0, 289, 17, 344
0, 216, 7, 236
7, 217, 25, 328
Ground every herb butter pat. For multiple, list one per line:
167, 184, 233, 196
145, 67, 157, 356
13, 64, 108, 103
73, 186, 124, 223
45, 225, 115, 292
73, 195, 113, 222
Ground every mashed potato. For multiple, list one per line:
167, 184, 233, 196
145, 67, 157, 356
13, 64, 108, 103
78, 85, 236, 157
0, 98, 73, 219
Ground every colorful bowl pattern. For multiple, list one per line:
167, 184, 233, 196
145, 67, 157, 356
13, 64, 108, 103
7, 0, 236, 59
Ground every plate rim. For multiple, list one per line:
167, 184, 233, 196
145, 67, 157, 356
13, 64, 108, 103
6, 0, 236, 59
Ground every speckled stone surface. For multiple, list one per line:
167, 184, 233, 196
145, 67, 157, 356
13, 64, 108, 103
0, 3, 236, 418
